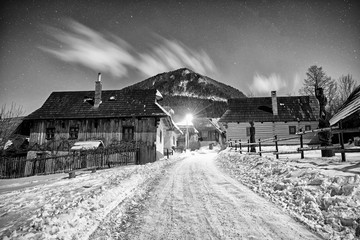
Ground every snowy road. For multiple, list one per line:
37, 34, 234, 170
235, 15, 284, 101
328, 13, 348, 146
103, 152, 322, 240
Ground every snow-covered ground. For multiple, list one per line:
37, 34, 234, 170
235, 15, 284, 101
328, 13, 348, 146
217, 145, 360, 240
1, 145, 359, 240
0, 154, 185, 240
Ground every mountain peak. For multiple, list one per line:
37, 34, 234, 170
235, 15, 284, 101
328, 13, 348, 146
124, 68, 245, 119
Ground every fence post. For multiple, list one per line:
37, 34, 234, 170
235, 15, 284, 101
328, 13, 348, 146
339, 121, 346, 162
167, 149, 169, 159
72, 152, 75, 171
247, 139, 250, 152
235, 140, 238, 151
258, 139, 262, 157
274, 135, 279, 159
300, 128, 304, 159
239, 140, 242, 154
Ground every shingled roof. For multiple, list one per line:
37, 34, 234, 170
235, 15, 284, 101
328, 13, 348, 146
330, 85, 360, 126
25, 89, 169, 120
219, 95, 319, 123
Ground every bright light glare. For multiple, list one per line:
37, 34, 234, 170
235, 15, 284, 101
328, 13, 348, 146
185, 113, 193, 123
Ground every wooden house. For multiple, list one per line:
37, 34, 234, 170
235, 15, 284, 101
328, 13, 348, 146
330, 85, 360, 144
0, 117, 30, 156
192, 118, 226, 148
175, 121, 199, 150
24, 74, 180, 161
219, 91, 320, 145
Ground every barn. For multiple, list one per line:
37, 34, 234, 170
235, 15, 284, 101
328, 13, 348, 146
219, 91, 320, 145
24, 74, 181, 162
330, 85, 360, 144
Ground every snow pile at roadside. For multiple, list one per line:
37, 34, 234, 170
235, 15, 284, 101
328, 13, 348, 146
217, 149, 360, 240
0, 156, 182, 240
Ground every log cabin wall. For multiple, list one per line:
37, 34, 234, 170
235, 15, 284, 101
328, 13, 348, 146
226, 121, 319, 145
28, 117, 158, 149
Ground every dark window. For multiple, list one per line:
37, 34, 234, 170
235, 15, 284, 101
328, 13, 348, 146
305, 125, 311, 131
289, 126, 296, 135
258, 106, 273, 114
123, 126, 134, 141
246, 127, 251, 136
46, 127, 55, 140
36, 152, 46, 159
159, 130, 162, 143
69, 126, 79, 139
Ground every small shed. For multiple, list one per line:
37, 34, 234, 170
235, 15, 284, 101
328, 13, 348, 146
70, 140, 105, 151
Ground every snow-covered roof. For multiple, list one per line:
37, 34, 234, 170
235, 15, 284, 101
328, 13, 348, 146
330, 85, 360, 126
70, 140, 104, 151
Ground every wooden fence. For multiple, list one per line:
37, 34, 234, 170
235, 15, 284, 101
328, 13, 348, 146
228, 126, 360, 162
0, 145, 139, 179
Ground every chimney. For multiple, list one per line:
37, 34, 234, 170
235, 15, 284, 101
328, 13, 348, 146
94, 73, 102, 108
271, 91, 278, 116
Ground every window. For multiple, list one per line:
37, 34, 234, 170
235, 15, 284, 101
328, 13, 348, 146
305, 125, 311, 131
289, 126, 296, 135
36, 152, 46, 159
173, 136, 175, 145
69, 126, 79, 139
246, 127, 251, 136
46, 127, 55, 140
159, 130, 162, 143
122, 126, 134, 141
258, 106, 273, 114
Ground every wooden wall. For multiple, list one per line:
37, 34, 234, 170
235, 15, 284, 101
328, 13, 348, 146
28, 117, 158, 148
226, 121, 319, 145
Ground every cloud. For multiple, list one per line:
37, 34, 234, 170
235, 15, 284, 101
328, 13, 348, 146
40, 19, 216, 78
291, 73, 303, 95
249, 73, 287, 95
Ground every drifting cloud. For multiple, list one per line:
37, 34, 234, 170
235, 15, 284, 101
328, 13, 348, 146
40, 19, 216, 78
249, 73, 287, 95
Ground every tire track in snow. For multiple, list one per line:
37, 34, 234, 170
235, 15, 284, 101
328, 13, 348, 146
120, 151, 322, 240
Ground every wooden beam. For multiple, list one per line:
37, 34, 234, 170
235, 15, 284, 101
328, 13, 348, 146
333, 148, 360, 153
298, 145, 341, 151
273, 151, 300, 155
296, 126, 339, 135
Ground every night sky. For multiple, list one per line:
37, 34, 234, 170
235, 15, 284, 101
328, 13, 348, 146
1, 0, 359, 114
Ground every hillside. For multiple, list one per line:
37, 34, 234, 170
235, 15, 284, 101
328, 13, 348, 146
124, 68, 246, 121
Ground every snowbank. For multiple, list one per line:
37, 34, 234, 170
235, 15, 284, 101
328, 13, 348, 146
217, 148, 360, 240
0, 155, 183, 240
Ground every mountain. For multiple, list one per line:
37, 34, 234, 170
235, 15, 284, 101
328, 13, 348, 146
124, 68, 246, 121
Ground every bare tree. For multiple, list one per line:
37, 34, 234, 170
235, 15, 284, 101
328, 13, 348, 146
325, 74, 358, 116
299, 65, 336, 97
337, 75, 357, 106
0, 103, 25, 149
299, 65, 339, 114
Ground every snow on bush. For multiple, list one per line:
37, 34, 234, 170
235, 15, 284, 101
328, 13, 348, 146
217, 149, 360, 240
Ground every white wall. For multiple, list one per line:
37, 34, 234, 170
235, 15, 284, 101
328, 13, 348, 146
226, 121, 319, 145
155, 119, 165, 159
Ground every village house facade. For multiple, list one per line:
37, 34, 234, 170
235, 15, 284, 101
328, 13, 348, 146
219, 91, 320, 145
24, 74, 181, 161
192, 118, 226, 148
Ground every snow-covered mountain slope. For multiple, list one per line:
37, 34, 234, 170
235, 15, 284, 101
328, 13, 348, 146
124, 68, 246, 120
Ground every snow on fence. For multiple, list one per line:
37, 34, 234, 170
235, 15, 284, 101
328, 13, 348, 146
227, 126, 360, 162
0, 146, 139, 179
